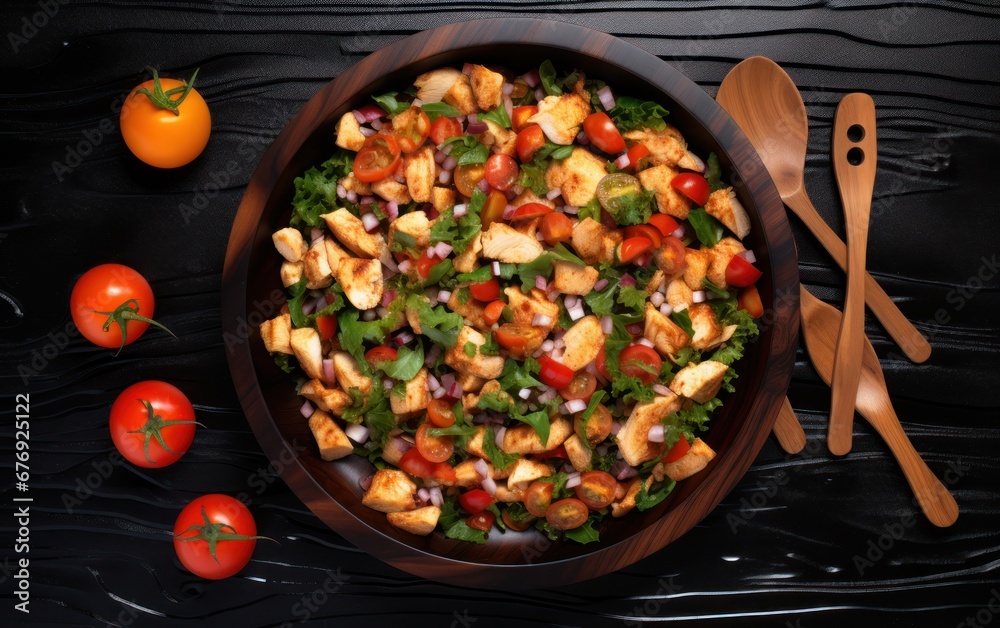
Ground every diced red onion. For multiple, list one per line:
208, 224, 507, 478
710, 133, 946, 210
424, 203, 439, 220
462, 63, 473, 75
565, 473, 582, 489
503, 96, 513, 120
502, 82, 515, 96
637, 337, 655, 349
495, 426, 507, 448
437, 290, 452, 303
382, 289, 398, 308
299, 400, 314, 418
482, 476, 497, 496
534, 275, 548, 291
467, 121, 489, 135
345, 423, 370, 444
361, 309, 377, 322
504, 188, 518, 201
453, 203, 468, 217
383, 378, 394, 390
502, 204, 517, 220
564, 294, 579, 308
386, 201, 399, 220
359, 473, 373, 491
395, 331, 415, 346
491, 261, 502, 276
376, 306, 389, 317
322, 359, 336, 383
541, 339, 555, 352
411, 98, 424, 108
439, 170, 452, 185
346, 190, 358, 203
659, 303, 673, 316
511, 184, 524, 195
473, 458, 490, 478
417, 487, 430, 503
626, 323, 643, 336
397, 259, 412, 273
429, 487, 444, 507
435, 242, 454, 258
361, 212, 380, 233
356, 106, 384, 122
546, 187, 562, 201
567, 304, 585, 321
612, 460, 638, 480
647, 424, 665, 443
615, 153, 631, 169
600, 315, 613, 335
562, 205, 579, 215
352, 110, 368, 124
472, 412, 489, 425
671, 225, 686, 239
439, 372, 455, 390
370, 118, 384, 132
518, 387, 532, 400
336, 184, 347, 199
546, 290, 561, 302
532, 313, 552, 327
537, 388, 558, 404
301, 297, 318, 316
310, 227, 324, 242
652, 384, 672, 396
442, 155, 457, 171
445, 382, 463, 399
597, 86, 616, 110
596, 443, 610, 457
522, 69, 540, 88
553, 336, 565, 350
476, 177, 491, 193
738, 250, 757, 264
427, 374, 441, 392
434, 150, 447, 164
650, 291, 665, 308
534, 87, 546, 101
593, 278, 609, 292
576, 130, 590, 145
620, 273, 636, 288
610, 421, 622, 436
360, 196, 374, 206
358, 127, 376, 138
562, 399, 587, 414
692, 290, 707, 304
441, 142, 454, 155
432, 387, 447, 399
425, 344, 441, 367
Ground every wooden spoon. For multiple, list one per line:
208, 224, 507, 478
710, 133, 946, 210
827, 93, 877, 455
717, 57, 931, 363
773, 397, 806, 454
799, 287, 959, 527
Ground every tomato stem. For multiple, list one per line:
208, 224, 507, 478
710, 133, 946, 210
128, 399, 205, 464
89, 298, 176, 355
133, 66, 200, 116
174, 506, 274, 564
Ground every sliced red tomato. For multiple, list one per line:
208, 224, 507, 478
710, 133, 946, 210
537, 444, 568, 460
467, 511, 495, 532
485, 153, 519, 191
416, 253, 443, 279
545, 498, 589, 530
469, 278, 501, 302
524, 481, 554, 518
516, 125, 546, 162
426, 398, 456, 428
619, 344, 662, 385
416, 423, 454, 463
538, 355, 574, 389
627, 143, 650, 168
738, 285, 765, 318
671, 173, 710, 206
511, 105, 538, 133
502, 510, 535, 531
365, 345, 398, 366
583, 112, 625, 154
399, 448, 436, 478
458, 489, 493, 514
480, 189, 507, 229
354, 134, 402, 183
617, 236, 653, 264
495, 323, 534, 357
596, 344, 612, 380
655, 236, 687, 275
484, 300, 506, 326
664, 436, 692, 463
512, 202, 553, 220
648, 213, 680, 237
540, 212, 573, 246
429, 116, 462, 145
725, 255, 763, 287
559, 372, 597, 402
432, 462, 458, 485
575, 403, 612, 446
316, 315, 337, 341
625, 224, 662, 249
392, 106, 431, 153
454, 163, 485, 197
574, 471, 617, 509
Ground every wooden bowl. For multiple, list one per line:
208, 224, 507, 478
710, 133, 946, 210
222, 18, 799, 587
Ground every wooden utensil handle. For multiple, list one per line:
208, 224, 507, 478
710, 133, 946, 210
785, 189, 931, 363
773, 397, 807, 454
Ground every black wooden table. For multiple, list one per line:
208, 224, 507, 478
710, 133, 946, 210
2, 2, 998, 626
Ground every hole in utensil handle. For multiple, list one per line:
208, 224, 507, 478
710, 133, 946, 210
847, 124, 865, 142
847, 147, 864, 166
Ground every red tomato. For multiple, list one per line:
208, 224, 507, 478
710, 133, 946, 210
559, 372, 597, 401
173, 494, 262, 580
480, 189, 507, 229
484, 300, 506, 326
392, 106, 431, 153
316, 315, 337, 341
516, 125, 546, 162
619, 344, 662, 385
726, 255, 763, 287
70, 264, 173, 352
583, 112, 625, 154
738, 285, 765, 318
596, 344, 612, 380
426, 399, 456, 427
353, 134, 402, 183
495, 323, 534, 357
627, 143, 650, 168
399, 448, 436, 478
429, 116, 462, 145
502, 510, 534, 531
416, 253, 443, 279
575, 403, 613, 446
537, 444, 569, 459
469, 278, 501, 302
365, 345, 398, 366
624, 224, 662, 249
664, 436, 692, 463
110, 381, 199, 468
648, 214, 680, 237
537, 355, 574, 389
574, 471, 617, 509
416, 423, 454, 463
454, 163, 486, 197
670, 173, 710, 206
484, 153, 519, 191
467, 511, 496, 532
655, 236, 687, 275
511, 105, 538, 133
617, 236, 653, 264
512, 202, 553, 220
458, 489, 493, 514
540, 212, 573, 246
432, 462, 458, 485
545, 498, 589, 530
524, 481, 554, 518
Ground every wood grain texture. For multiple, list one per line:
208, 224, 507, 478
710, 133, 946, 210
1, 1, 998, 626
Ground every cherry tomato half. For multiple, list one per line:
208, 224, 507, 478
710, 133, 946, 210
575, 403, 613, 446
454, 163, 485, 197
502, 510, 535, 531
625, 224, 662, 249
524, 481, 554, 518
316, 315, 338, 341
538, 355, 574, 389
110, 380, 199, 468
416, 423, 454, 463
480, 189, 507, 229
365, 345, 398, 367
458, 489, 493, 515
540, 212, 573, 246
726, 255, 763, 287
559, 371, 597, 402
484, 300, 506, 326
738, 285, 765, 318
354, 134, 402, 183
516, 125, 546, 162
429, 116, 462, 145
426, 398, 456, 428
595, 344, 612, 380
545, 498, 590, 530
467, 511, 496, 532
619, 344, 662, 385
627, 143, 650, 169
484, 153, 519, 191
469, 278, 501, 302
392, 106, 431, 153
511, 105, 538, 133
617, 236, 653, 264
648, 213, 680, 237
512, 202, 553, 220
574, 471, 617, 509
121, 68, 211, 169
583, 112, 625, 154
664, 436, 692, 463
496, 323, 535, 357
653, 236, 687, 275
416, 253, 443, 279
399, 448, 436, 478
670, 173, 710, 206
173, 494, 261, 580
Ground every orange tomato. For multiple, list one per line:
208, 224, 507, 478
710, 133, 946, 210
120, 68, 211, 168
